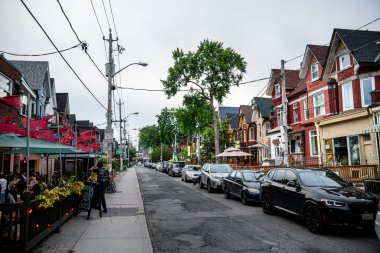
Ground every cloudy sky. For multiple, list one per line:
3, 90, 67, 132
1, 0, 380, 144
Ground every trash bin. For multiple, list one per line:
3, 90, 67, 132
364, 179, 380, 196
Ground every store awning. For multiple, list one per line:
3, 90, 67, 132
0, 133, 84, 154
361, 125, 380, 134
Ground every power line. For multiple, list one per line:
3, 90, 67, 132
56, 0, 107, 81
108, 0, 118, 38
101, 0, 111, 29
0, 43, 81, 57
89, 0, 108, 60
20, 0, 107, 111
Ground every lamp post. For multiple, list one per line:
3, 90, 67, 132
104, 34, 147, 175
119, 112, 139, 172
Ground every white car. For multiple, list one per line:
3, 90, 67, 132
181, 165, 201, 182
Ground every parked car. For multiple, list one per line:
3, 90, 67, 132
200, 163, 233, 192
376, 204, 380, 240
168, 161, 185, 177
156, 162, 163, 172
181, 165, 201, 182
222, 170, 264, 205
260, 167, 380, 234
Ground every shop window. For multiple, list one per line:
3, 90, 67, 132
348, 136, 360, 165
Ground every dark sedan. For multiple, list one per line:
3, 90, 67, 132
222, 170, 264, 205
260, 168, 380, 234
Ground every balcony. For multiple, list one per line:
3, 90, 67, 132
370, 90, 380, 106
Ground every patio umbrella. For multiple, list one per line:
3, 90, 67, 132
215, 147, 253, 157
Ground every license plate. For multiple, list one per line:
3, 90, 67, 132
362, 213, 374, 220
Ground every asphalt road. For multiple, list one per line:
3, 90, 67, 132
136, 167, 380, 253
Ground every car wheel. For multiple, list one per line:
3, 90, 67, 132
207, 181, 213, 193
185, 175, 188, 183
199, 180, 204, 189
304, 205, 325, 234
241, 191, 248, 205
181, 176, 184, 181
224, 186, 230, 199
261, 194, 274, 215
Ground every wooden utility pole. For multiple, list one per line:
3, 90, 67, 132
280, 60, 289, 166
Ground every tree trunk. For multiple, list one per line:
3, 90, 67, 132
210, 98, 220, 162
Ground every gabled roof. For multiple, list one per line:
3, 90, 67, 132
322, 28, 380, 81
299, 45, 329, 79
266, 69, 301, 95
251, 97, 272, 118
240, 105, 253, 123
288, 79, 307, 98
10, 61, 50, 91
219, 106, 239, 121
226, 113, 239, 129
56, 93, 69, 114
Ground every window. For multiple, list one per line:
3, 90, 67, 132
0, 74, 11, 97
360, 77, 374, 107
311, 63, 319, 81
235, 171, 242, 179
313, 93, 325, 117
339, 54, 351, 70
265, 123, 270, 135
290, 140, 296, 153
342, 82, 354, 111
274, 143, 281, 157
20, 95, 27, 116
304, 99, 309, 120
249, 127, 255, 140
275, 84, 281, 98
277, 108, 282, 126
258, 124, 262, 138
309, 130, 318, 156
363, 134, 371, 142
284, 170, 297, 184
273, 170, 286, 184
293, 103, 299, 122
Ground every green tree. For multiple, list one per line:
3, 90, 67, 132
156, 107, 179, 146
151, 144, 172, 162
138, 125, 160, 150
162, 40, 246, 159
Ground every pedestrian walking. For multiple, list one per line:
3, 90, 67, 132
94, 162, 108, 213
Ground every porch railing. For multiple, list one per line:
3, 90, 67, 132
0, 192, 79, 253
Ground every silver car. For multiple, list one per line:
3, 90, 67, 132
181, 165, 201, 182
199, 163, 233, 193
376, 207, 380, 240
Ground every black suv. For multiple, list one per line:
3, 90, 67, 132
260, 168, 379, 234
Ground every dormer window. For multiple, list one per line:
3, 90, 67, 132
339, 54, 351, 70
311, 63, 319, 81
275, 84, 280, 98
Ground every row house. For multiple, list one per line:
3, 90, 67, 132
250, 97, 272, 164
318, 29, 380, 166
237, 105, 254, 164
218, 106, 240, 146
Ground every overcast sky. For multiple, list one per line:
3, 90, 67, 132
1, 0, 380, 144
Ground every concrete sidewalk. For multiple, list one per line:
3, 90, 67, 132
35, 167, 153, 253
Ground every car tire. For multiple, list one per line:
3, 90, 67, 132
261, 194, 274, 215
304, 205, 325, 234
181, 177, 184, 181
224, 186, 230, 199
185, 175, 188, 183
241, 191, 248, 205
199, 180, 204, 189
207, 180, 213, 193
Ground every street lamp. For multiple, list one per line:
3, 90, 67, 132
119, 112, 139, 172
105, 59, 147, 175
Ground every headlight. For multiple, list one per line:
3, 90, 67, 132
211, 175, 220, 180
321, 199, 345, 207
247, 188, 259, 193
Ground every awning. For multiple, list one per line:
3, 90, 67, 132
216, 147, 252, 157
0, 133, 84, 154
361, 125, 380, 134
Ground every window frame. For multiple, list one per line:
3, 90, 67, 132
313, 93, 325, 117
265, 122, 270, 135
342, 81, 354, 111
258, 123, 262, 138
311, 63, 319, 81
304, 99, 309, 120
274, 84, 281, 98
360, 77, 375, 107
339, 53, 351, 70
293, 103, 299, 123
0, 73, 12, 97
249, 127, 255, 141
309, 130, 319, 156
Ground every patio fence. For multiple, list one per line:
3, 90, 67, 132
0, 192, 79, 253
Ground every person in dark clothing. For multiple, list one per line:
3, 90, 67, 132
93, 162, 108, 213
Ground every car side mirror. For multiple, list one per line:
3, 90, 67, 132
287, 181, 297, 187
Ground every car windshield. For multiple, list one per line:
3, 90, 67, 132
188, 166, 200, 171
210, 165, 232, 173
173, 163, 185, 168
299, 170, 349, 187
243, 172, 264, 182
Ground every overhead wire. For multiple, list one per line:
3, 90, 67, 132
89, 0, 108, 60
0, 43, 81, 57
101, 0, 111, 29
56, 0, 107, 81
20, 0, 107, 111
108, 0, 118, 38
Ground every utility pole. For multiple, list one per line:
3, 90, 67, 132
280, 59, 289, 166
117, 99, 124, 172
104, 29, 117, 175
